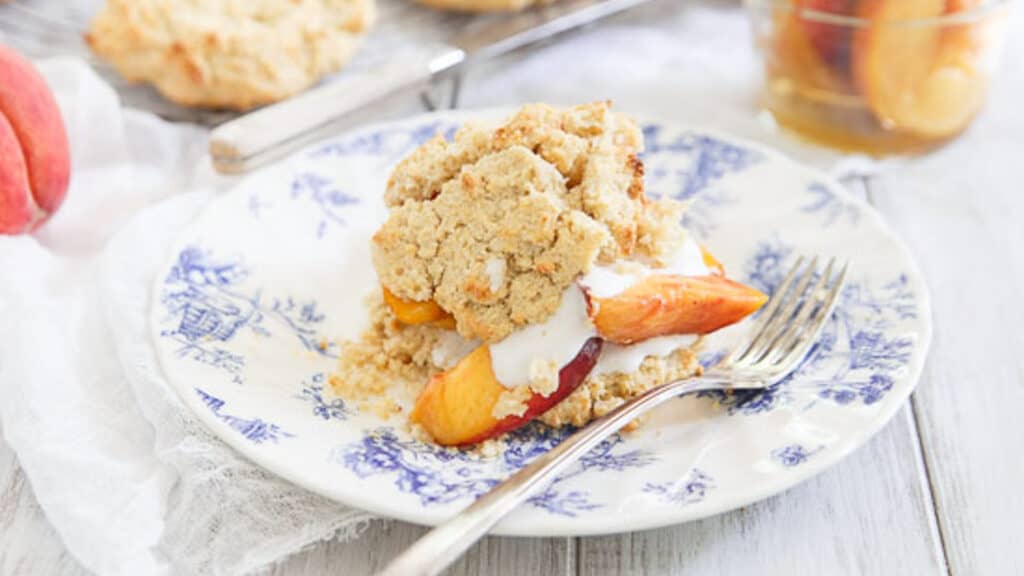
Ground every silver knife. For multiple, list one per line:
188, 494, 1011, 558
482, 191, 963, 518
209, 0, 652, 174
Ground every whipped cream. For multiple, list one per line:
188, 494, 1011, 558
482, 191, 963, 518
485, 257, 506, 293
488, 238, 711, 387
431, 331, 480, 369
593, 334, 699, 377
489, 285, 593, 386
579, 239, 711, 298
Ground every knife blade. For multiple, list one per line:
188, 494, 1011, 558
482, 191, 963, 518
209, 0, 652, 174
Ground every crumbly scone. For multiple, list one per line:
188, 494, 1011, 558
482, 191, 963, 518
85, 0, 375, 110
415, 0, 556, 12
374, 102, 686, 343
332, 295, 446, 405
538, 346, 702, 429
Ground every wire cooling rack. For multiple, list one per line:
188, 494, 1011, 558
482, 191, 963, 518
0, 0, 472, 124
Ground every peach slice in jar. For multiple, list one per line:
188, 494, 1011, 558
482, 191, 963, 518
410, 339, 603, 447
852, 0, 991, 138
769, 0, 855, 99
797, 0, 858, 73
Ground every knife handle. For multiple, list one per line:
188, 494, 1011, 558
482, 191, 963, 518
209, 45, 465, 174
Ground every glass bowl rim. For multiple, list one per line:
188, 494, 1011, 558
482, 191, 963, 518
745, 0, 1016, 27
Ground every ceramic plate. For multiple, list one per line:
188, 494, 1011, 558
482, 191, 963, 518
150, 110, 931, 536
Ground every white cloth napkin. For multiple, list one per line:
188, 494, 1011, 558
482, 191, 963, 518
0, 60, 373, 576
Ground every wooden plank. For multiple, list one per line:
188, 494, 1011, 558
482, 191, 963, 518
270, 521, 572, 576
578, 407, 946, 575
0, 436, 88, 576
868, 40, 1024, 572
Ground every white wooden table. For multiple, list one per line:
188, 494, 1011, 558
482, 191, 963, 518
2, 1, 1022, 574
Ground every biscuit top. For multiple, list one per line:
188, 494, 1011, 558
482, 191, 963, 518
372, 102, 686, 343
86, 0, 375, 110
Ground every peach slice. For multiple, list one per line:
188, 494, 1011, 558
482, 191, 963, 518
798, 0, 857, 72
587, 275, 768, 345
771, 2, 853, 98
700, 245, 725, 276
852, 0, 988, 137
382, 287, 456, 329
411, 338, 603, 447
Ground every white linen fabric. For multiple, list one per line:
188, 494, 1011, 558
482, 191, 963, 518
0, 60, 372, 576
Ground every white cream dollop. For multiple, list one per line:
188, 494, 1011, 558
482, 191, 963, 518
485, 257, 506, 293
489, 285, 594, 386
579, 239, 711, 298
592, 334, 698, 377
431, 331, 480, 369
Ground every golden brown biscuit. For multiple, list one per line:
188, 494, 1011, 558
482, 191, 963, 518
373, 102, 686, 344
86, 0, 375, 110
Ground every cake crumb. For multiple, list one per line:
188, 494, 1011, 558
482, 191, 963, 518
477, 437, 505, 458
492, 385, 532, 420
408, 421, 433, 444
539, 346, 703, 429
332, 294, 447, 403
528, 359, 560, 397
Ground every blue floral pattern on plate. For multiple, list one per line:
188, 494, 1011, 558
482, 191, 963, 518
151, 110, 930, 535
336, 423, 655, 516
643, 468, 716, 506
296, 373, 350, 421
699, 238, 918, 415
771, 444, 824, 467
289, 172, 359, 238
158, 247, 337, 384
195, 388, 293, 444
642, 124, 764, 239
802, 182, 861, 226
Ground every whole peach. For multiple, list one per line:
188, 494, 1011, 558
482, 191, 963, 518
0, 45, 71, 234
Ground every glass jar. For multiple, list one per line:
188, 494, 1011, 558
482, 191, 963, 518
745, 0, 1014, 155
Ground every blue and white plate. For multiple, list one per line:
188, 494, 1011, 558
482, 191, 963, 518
151, 110, 931, 535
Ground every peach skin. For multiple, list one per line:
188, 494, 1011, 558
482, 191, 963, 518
0, 44, 70, 234
411, 339, 603, 446
587, 275, 768, 345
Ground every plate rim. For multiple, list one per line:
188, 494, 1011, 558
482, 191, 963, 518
149, 107, 933, 536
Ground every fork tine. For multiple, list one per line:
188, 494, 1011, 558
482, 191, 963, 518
761, 257, 836, 365
724, 256, 805, 365
774, 261, 849, 372
736, 255, 819, 364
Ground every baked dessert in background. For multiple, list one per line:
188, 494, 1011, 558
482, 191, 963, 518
85, 0, 375, 111
333, 102, 767, 447
415, 0, 556, 12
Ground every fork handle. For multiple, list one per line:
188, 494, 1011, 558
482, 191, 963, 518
378, 375, 731, 576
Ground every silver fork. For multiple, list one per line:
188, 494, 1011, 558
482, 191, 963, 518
380, 256, 849, 576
